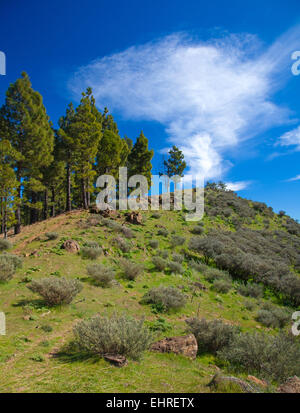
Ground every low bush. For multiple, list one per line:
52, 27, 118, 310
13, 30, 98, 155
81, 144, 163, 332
170, 235, 185, 247
190, 226, 204, 235
148, 239, 159, 249
152, 256, 168, 271
119, 258, 143, 280
203, 267, 231, 283
87, 264, 115, 287
168, 261, 184, 274
151, 212, 161, 219
81, 246, 102, 260
157, 228, 169, 237
141, 286, 186, 312
28, 277, 82, 306
255, 303, 290, 328
157, 250, 169, 259
121, 226, 134, 239
218, 331, 300, 381
45, 232, 59, 240
172, 253, 184, 263
186, 318, 239, 355
0, 239, 12, 251
113, 237, 131, 253
0, 254, 22, 282
73, 314, 153, 360
212, 279, 232, 293
237, 283, 264, 299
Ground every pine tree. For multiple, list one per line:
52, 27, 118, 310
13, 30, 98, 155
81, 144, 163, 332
1, 72, 54, 233
127, 131, 154, 189
68, 88, 102, 209
162, 145, 186, 178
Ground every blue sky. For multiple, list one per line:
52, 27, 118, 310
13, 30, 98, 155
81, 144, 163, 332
1, 0, 300, 219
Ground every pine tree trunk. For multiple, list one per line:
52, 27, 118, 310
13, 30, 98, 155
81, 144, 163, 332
3, 198, 7, 239
82, 178, 88, 209
66, 162, 71, 212
14, 165, 21, 235
30, 192, 38, 225
43, 190, 48, 220
51, 188, 56, 217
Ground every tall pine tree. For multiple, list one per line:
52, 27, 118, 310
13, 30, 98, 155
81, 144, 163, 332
128, 131, 153, 189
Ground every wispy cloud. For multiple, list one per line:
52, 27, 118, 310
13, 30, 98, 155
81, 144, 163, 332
285, 174, 300, 182
225, 181, 252, 191
68, 27, 300, 179
276, 125, 300, 151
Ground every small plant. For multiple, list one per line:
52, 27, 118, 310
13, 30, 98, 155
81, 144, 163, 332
0, 239, 12, 251
141, 286, 186, 312
119, 258, 143, 280
81, 246, 102, 260
28, 277, 82, 306
149, 239, 159, 249
0, 253, 22, 282
212, 279, 232, 294
73, 314, 153, 360
152, 256, 168, 271
87, 264, 115, 287
190, 225, 204, 235
157, 228, 169, 237
168, 261, 184, 274
243, 300, 256, 311
41, 325, 53, 333
113, 237, 131, 253
147, 317, 172, 332
186, 318, 239, 355
151, 212, 161, 219
157, 249, 169, 259
237, 283, 264, 299
45, 232, 59, 240
172, 253, 184, 263
121, 226, 134, 239
85, 240, 100, 248
170, 235, 185, 247
203, 267, 231, 283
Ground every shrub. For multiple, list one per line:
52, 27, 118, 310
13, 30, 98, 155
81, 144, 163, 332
191, 226, 204, 235
186, 318, 239, 355
0, 253, 22, 282
189, 260, 210, 273
157, 228, 168, 237
121, 226, 134, 239
218, 331, 300, 381
255, 304, 290, 328
149, 239, 159, 249
28, 277, 82, 306
203, 267, 231, 283
106, 220, 122, 231
85, 240, 100, 248
87, 264, 115, 287
119, 258, 143, 280
113, 237, 131, 253
157, 249, 169, 259
237, 283, 264, 299
212, 279, 232, 293
168, 261, 184, 274
172, 253, 184, 263
152, 256, 168, 271
170, 235, 185, 247
152, 212, 161, 219
0, 239, 12, 251
73, 314, 153, 360
147, 317, 172, 332
45, 232, 59, 240
81, 246, 102, 260
141, 286, 186, 312
243, 300, 256, 311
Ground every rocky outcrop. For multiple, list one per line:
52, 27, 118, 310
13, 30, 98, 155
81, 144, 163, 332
61, 240, 80, 253
150, 334, 198, 359
277, 376, 300, 393
125, 212, 143, 225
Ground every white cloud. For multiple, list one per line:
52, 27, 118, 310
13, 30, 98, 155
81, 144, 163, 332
286, 174, 300, 182
68, 27, 300, 180
276, 125, 300, 150
225, 181, 251, 191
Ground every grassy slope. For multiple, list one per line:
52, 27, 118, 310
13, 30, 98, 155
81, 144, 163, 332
0, 204, 297, 393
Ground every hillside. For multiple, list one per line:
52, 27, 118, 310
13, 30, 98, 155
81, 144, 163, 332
0, 188, 300, 393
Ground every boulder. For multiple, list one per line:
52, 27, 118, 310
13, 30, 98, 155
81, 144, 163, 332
125, 212, 143, 225
150, 334, 198, 359
104, 354, 128, 367
277, 376, 300, 393
61, 240, 80, 253
247, 375, 268, 388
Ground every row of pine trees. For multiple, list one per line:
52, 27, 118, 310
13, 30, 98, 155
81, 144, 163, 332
0, 72, 154, 237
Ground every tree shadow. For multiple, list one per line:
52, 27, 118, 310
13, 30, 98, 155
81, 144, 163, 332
52, 341, 100, 364
12, 298, 46, 309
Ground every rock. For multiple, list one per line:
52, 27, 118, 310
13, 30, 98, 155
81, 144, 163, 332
61, 240, 80, 253
100, 209, 118, 218
277, 376, 300, 393
104, 354, 128, 367
30, 250, 39, 257
150, 334, 198, 360
207, 373, 257, 393
247, 375, 268, 388
192, 281, 207, 291
125, 212, 143, 225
